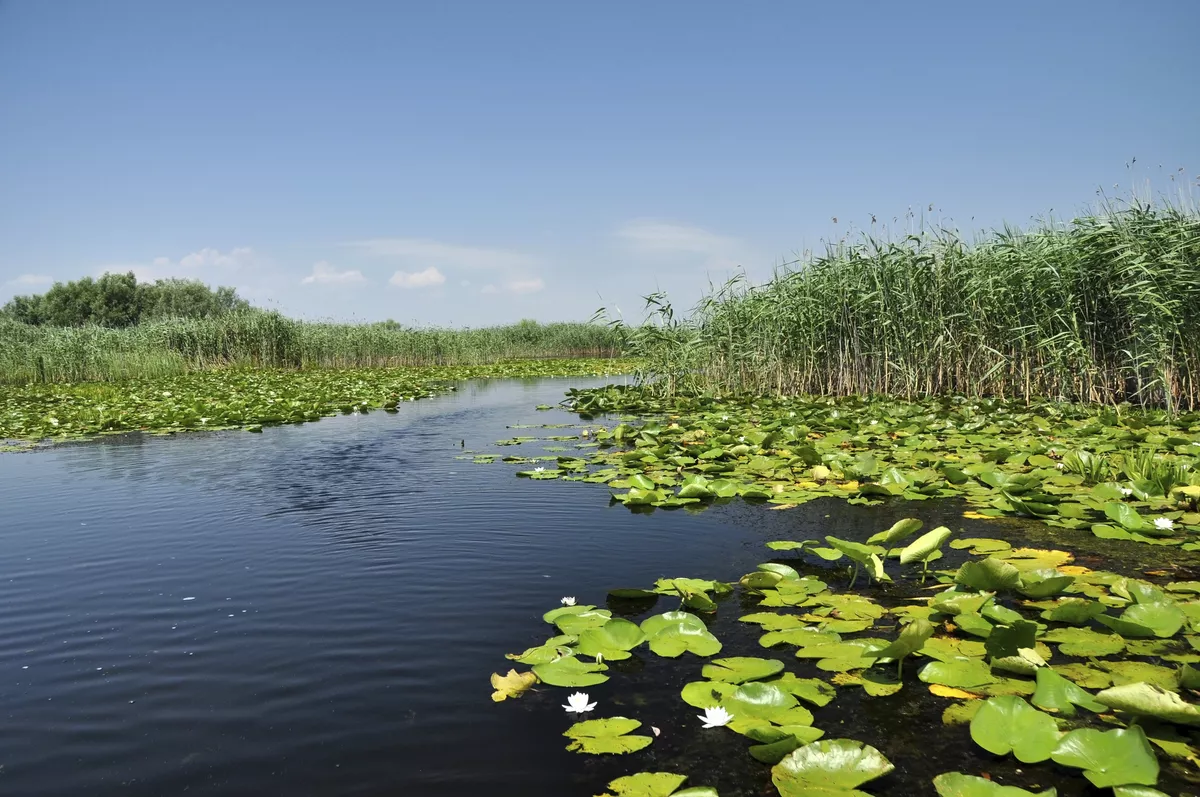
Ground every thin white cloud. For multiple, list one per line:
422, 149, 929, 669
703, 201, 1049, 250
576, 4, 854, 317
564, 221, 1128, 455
101, 247, 260, 282
349, 238, 537, 271
389, 266, 446, 289
301, 261, 365, 286
615, 220, 747, 270
4, 273, 53, 288
481, 278, 544, 295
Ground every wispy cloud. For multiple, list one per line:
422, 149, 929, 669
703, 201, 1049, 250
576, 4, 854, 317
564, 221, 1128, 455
389, 266, 446, 289
4, 273, 53, 288
301, 261, 365, 286
101, 247, 260, 282
481, 277, 545, 295
615, 220, 747, 270
349, 238, 537, 271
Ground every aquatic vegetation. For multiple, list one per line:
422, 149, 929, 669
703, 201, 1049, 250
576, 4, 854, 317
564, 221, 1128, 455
597, 772, 718, 797
482, 386, 1200, 548
490, 510, 1200, 795
0, 358, 636, 443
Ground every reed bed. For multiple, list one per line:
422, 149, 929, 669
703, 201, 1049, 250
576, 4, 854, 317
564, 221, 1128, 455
615, 200, 1200, 410
0, 315, 622, 384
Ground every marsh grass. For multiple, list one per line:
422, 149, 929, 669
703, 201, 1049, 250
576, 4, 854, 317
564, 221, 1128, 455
611, 199, 1200, 410
0, 315, 622, 384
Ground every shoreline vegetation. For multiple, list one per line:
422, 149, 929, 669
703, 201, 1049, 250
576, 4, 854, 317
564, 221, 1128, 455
0, 314, 624, 385
607, 200, 1200, 411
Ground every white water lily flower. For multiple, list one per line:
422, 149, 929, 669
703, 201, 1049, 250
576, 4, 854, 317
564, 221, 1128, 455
1055, 463, 1065, 470
563, 692, 597, 713
595, 652, 603, 664
199, 417, 209, 425
788, 411, 796, 417
721, 415, 729, 421
1120, 487, 1133, 497
869, 420, 878, 426
560, 596, 576, 606
1154, 517, 1176, 531
738, 436, 746, 443
533, 466, 546, 473
698, 706, 733, 728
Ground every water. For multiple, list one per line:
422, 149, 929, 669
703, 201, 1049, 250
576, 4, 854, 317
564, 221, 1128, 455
1, 377, 1196, 796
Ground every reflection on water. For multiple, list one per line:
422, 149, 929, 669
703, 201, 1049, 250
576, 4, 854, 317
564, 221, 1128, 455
0, 376, 1193, 796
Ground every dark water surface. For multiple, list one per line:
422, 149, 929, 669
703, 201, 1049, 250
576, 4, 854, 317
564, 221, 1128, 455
1, 377, 1196, 796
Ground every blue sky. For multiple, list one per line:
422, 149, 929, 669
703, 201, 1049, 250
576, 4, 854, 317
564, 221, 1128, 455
1, 1, 1197, 326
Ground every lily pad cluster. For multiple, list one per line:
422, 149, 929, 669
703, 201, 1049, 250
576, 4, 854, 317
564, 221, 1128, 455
482, 388, 1200, 548
0, 358, 637, 443
492, 514, 1200, 795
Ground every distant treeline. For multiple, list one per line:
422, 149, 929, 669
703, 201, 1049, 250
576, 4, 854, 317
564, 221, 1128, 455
1, 272, 249, 327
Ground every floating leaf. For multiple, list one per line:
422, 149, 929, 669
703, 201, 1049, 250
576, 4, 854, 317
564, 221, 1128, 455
577, 618, 647, 661
564, 716, 653, 754
532, 656, 609, 687
771, 739, 895, 797
956, 558, 1022, 591
969, 696, 1061, 763
1050, 726, 1159, 788
489, 669, 537, 701
1095, 681, 1200, 726
920, 657, 996, 689
1040, 598, 1106, 625
1031, 668, 1105, 716
1016, 569, 1075, 598
1042, 627, 1125, 657
701, 656, 785, 684
597, 772, 686, 797
932, 772, 1058, 797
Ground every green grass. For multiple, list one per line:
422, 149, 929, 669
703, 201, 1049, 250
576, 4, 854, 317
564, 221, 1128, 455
611, 199, 1200, 410
0, 315, 623, 384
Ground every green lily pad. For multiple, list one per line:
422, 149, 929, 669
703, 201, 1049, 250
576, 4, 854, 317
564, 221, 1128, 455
984, 621, 1039, 660
701, 656, 786, 684
875, 618, 935, 662
1040, 598, 1106, 625
772, 673, 838, 706
866, 518, 923, 545
1097, 601, 1187, 639
597, 772, 686, 797
1016, 569, 1075, 598
920, 657, 996, 689
1031, 668, 1106, 716
1095, 681, 1200, 726
956, 558, 1022, 591
564, 716, 654, 755
771, 738, 895, 797
1050, 726, 1160, 788
1042, 627, 1125, 657
969, 696, 1061, 762
900, 526, 953, 565
576, 618, 647, 660
532, 655, 609, 687
932, 772, 1057, 797
680, 679, 739, 709
722, 682, 805, 723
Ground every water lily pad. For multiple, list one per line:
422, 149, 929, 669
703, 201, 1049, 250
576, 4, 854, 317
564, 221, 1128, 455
875, 618, 934, 662
771, 738, 894, 797
597, 772, 685, 797
984, 621, 1039, 660
932, 772, 1057, 796
1098, 660, 1179, 689
1050, 726, 1159, 788
489, 668, 537, 701
1042, 627, 1125, 657
532, 654, 609, 686
762, 628, 843, 649
1031, 668, 1105, 716
956, 558, 1022, 591
643, 613, 723, 658
773, 673, 838, 706
554, 607, 614, 635
680, 680, 739, 709
920, 657, 996, 689
866, 518, 923, 545
741, 612, 809, 631
564, 716, 654, 754
1096, 602, 1186, 639
576, 618, 647, 661
1016, 569, 1075, 598
721, 682, 803, 723
1039, 598, 1106, 625
969, 696, 1061, 762
949, 538, 1013, 555
1095, 681, 1200, 726
701, 656, 785, 684
900, 526, 953, 565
